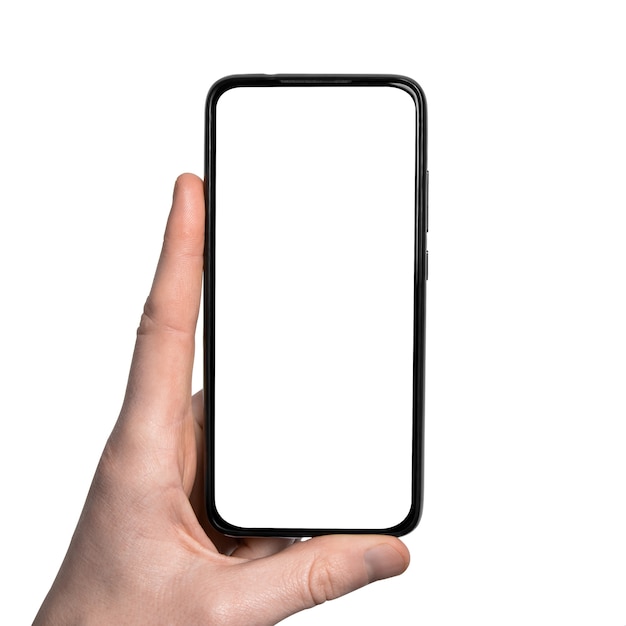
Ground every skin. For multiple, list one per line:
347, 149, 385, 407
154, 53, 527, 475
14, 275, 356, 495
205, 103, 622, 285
33, 174, 410, 625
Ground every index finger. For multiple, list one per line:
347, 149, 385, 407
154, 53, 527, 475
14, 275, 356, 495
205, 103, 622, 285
121, 173, 205, 427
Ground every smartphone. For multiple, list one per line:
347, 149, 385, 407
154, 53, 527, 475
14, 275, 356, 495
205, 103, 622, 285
204, 74, 427, 537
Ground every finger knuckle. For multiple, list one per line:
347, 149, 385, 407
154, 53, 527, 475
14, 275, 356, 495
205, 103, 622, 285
305, 555, 341, 607
137, 299, 158, 337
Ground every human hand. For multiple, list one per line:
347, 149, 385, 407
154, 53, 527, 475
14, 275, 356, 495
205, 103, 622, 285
33, 174, 410, 625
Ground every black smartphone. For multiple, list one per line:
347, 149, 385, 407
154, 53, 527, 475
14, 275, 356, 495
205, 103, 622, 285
204, 74, 427, 537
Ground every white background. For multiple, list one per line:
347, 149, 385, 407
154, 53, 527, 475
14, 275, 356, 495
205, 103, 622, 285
1, 1, 625, 624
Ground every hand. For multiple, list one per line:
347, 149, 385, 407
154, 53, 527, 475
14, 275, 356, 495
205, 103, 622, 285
33, 174, 410, 625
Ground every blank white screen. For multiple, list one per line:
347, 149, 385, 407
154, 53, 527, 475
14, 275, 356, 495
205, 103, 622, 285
214, 86, 416, 530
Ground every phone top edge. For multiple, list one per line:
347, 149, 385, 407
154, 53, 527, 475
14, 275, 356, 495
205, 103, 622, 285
205, 74, 426, 112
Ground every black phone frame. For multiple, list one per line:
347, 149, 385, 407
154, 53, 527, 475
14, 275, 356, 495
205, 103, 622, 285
204, 74, 427, 537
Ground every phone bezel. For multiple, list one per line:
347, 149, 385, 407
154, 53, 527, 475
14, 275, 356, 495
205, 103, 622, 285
204, 74, 427, 537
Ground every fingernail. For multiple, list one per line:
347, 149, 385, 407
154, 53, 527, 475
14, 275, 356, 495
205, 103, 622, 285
364, 544, 408, 583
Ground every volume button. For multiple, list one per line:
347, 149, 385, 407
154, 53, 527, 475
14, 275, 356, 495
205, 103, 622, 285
426, 170, 429, 232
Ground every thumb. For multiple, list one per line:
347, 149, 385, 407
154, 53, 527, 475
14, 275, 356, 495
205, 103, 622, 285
218, 535, 410, 624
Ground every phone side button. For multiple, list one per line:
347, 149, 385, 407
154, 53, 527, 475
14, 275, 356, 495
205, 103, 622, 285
426, 250, 429, 280
426, 170, 429, 232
